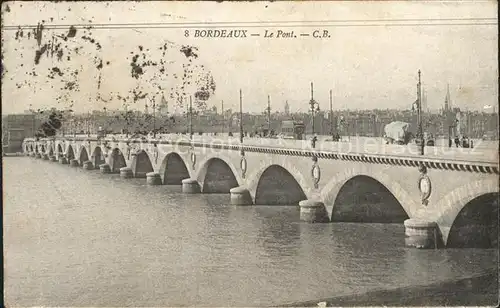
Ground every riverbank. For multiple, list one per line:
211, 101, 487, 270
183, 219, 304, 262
282, 270, 498, 307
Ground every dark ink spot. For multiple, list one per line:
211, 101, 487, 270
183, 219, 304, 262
67, 26, 77, 38
51, 67, 64, 76
34, 44, 48, 65
180, 46, 198, 59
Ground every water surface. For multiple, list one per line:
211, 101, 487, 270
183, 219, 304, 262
3, 157, 497, 306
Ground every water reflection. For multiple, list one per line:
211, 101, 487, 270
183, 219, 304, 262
252, 206, 301, 258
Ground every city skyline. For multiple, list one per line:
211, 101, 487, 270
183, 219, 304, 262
2, 1, 497, 115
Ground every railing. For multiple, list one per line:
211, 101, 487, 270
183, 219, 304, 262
24, 134, 499, 167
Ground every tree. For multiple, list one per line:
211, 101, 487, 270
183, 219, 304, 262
34, 109, 64, 137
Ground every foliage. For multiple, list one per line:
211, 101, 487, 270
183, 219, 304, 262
34, 110, 64, 137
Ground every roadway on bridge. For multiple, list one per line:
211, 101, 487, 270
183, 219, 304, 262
61, 134, 498, 164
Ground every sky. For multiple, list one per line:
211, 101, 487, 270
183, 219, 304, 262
1, 1, 498, 114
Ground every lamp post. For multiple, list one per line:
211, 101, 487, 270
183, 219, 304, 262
152, 97, 156, 138
239, 89, 244, 143
329, 89, 334, 140
221, 100, 224, 135
267, 95, 271, 134
309, 82, 320, 147
124, 104, 129, 138
189, 96, 193, 140
417, 70, 424, 155
87, 111, 90, 137
70, 110, 75, 137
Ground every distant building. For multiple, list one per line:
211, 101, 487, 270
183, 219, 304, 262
284, 101, 290, 115
2, 114, 37, 152
158, 95, 169, 116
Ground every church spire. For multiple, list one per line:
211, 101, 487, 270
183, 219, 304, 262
444, 83, 451, 112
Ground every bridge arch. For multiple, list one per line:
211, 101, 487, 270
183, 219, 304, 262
331, 175, 409, 223
131, 150, 154, 178
246, 155, 311, 204
446, 193, 498, 248
435, 178, 499, 247
66, 145, 75, 160
40, 145, 45, 154
320, 164, 417, 221
108, 148, 127, 173
91, 146, 106, 168
159, 152, 191, 185
197, 157, 239, 193
79, 146, 89, 165
254, 164, 307, 205
48, 145, 54, 156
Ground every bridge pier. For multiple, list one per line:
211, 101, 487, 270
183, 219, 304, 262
82, 160, 94, 170
42, 154, 49, 160
35, 153, 42, 159
299, 200, 330, 223
230, 186, 253, 205
120, 167, 134, 179
404, 219, 440, 249
146, 172, 162, 185
49, 155, 57, 162
69, 159, 79, 167
99, 163, 111, 174
59, 157, 68, 164
182, 178, 201, 193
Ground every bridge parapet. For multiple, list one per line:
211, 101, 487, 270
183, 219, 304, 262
23, 136, 499, 173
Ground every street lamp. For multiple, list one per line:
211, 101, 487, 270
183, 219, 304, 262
239, 89, 244, 143
329, 89, 335, 141
221, 100, 224, 135
151, 97, 156, 138
309, 82, 320, 148
189, 96, 193, 140
267, 95, 271, 134
415, 70, 424, 155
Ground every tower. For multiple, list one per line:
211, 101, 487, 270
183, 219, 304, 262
444, 83, 451, 113
159, 95, 168, 116
284, 101, 290, 115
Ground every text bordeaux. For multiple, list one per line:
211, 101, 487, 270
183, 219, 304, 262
193, 29, 247, 38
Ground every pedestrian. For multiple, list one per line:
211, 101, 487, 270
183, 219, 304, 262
311, 135, 318, 148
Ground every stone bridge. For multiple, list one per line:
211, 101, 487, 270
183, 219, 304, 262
23, 136, 499, 249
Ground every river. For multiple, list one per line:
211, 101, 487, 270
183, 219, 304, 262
3, 157, 497, 306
